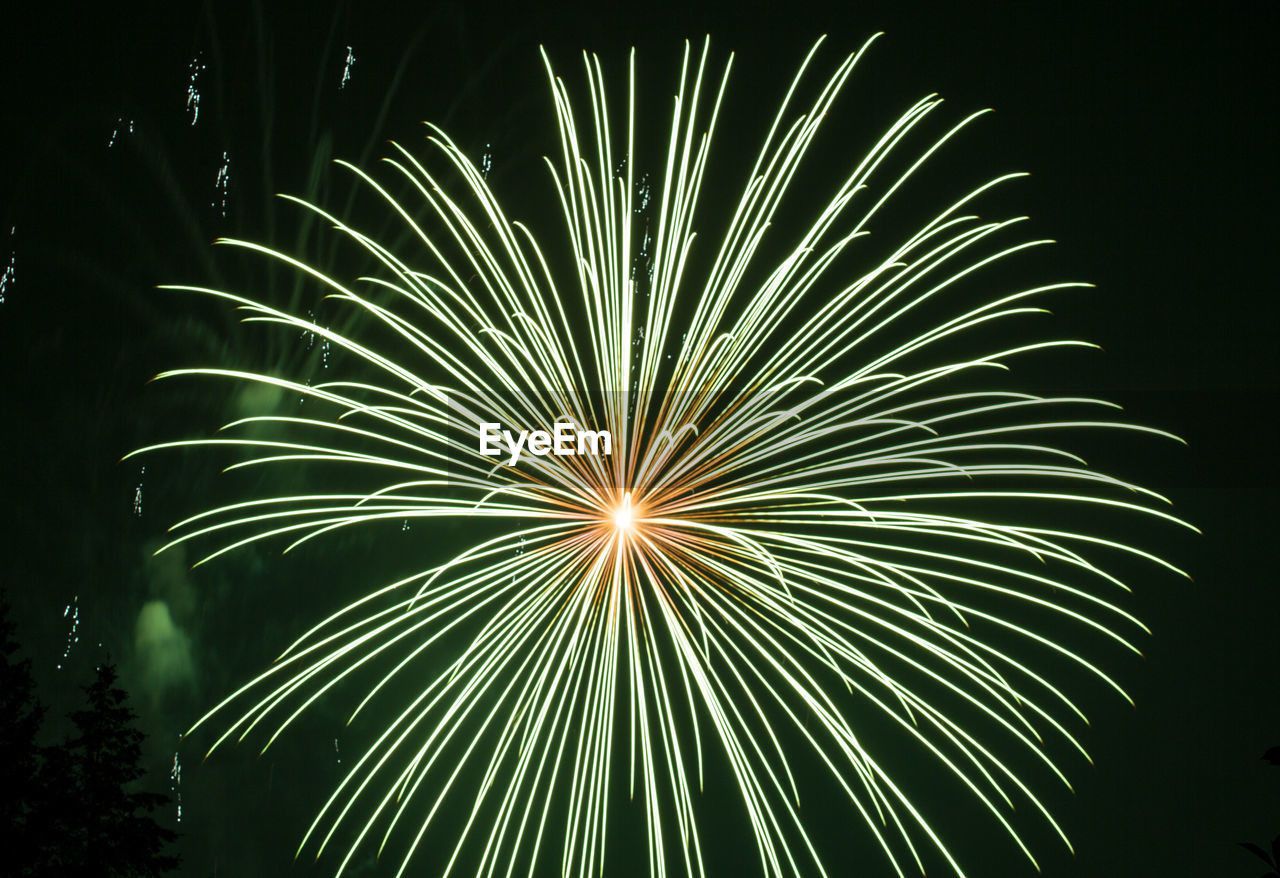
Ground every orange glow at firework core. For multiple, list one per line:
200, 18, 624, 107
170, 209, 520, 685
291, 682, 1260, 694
613, 492, 635, 533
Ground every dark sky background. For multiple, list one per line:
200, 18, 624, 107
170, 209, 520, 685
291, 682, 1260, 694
0, 1, 1276, 876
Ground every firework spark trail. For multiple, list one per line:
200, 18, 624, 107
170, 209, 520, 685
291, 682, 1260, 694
132, 35, 1190, 877
133, 465, 146, 517
214, 151, 231, 218
171, 750, 183, 823
1, 226, 15, 304
107, 116, 134, 148
57, 594, 81, 670
186, 54, 205, 126
340, 46, 356, 91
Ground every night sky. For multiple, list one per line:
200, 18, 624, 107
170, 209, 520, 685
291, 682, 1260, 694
1, 1, 1276, 876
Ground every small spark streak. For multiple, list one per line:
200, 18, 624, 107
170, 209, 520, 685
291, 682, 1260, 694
340, 46, 356, 90
170, 750, 183, 822
213, 152, 230, 217
133, 465, 146, 516
481, 144, 492, 179
334, 737, 341, 765
0, 227, 13, 304
186, 55, 205, 125
107, 116, 134, 148
302, 308, 316, 350
57, 595, 80, 670
301, 308, 329, 368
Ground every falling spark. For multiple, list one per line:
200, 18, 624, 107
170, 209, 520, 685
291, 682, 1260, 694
213, 151, 231, 218
0, 227, 13, 304
107, 116, 134, 148
186, 55, 205, 125
57, 595, 80, 670
340, 46, 356, 90
170, 750, 183, 822
133, 465, 145, 517
302, 308, 317, 350
635, 171, 651, 213
480, 143, 492, 179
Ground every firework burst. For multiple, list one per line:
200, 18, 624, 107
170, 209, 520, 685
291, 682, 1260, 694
131, 35, 1189, 877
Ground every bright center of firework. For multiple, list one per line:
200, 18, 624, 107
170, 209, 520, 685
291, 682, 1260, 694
613, 492, 635, 533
